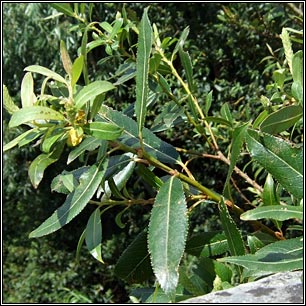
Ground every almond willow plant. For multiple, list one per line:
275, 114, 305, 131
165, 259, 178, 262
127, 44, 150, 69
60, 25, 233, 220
3, 5, 303, 302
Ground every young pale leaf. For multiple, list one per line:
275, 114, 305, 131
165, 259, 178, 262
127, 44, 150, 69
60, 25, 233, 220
21, 72, 36, 108
246, 129, 303, 199
280, 28, 293, 74
3, 85, 19, 114
71, 55, 84, 87
135, 7, 153, 137
148, 177, 188, 294
262, 174, 279, 206
74, 81, 115, 109
83, 122, 123, 140
240, 205, 303, 221
29, 159, 108, 238
9, 106, 65, 128
98, 105, 180, 164
24, 65, 67, 84
219, 199, 246, 258
60, 40, 73, 77
85, 207, 103, 263
115, 229, 153, 283
219, 237, 303, 273
259, 105, 302, 134
292, 50, 303, 85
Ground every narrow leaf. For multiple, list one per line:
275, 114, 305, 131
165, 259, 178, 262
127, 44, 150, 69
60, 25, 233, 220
9, 106, 65, 128
3, 85, 19, 114
74, 81, 115, 109
83, 122, 123, 140
115, 229, 153, 283
172, 26, 189, 60
51, 3, 75, 17
148, 177, 188, 294
179, 47, 193, 90
262, 174, 279, 206
280, 28, 293, 74
71, 55, 84, 87
21, 72, 36, 108
60, 40, 73, 77
292, 50, 303, 85
246, 129, 303, 199
240, 205, 303, 221
85, 207, 103, 263
259, 105, 302, 134
135, 7, 153, 137
25, 65, 67, 84
219, 237, 303, 273
29, 159, 108, 238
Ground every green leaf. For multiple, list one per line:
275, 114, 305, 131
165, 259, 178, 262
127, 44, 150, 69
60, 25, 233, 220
259, 105, 303, 134
179, 47, 193, 90
9, 106, 65, 128
60, 40, 72, 77
172, 26, 189, 60
240, 205, 303, 221
29, 159, 108, 238
148, 177, 188, 294
135, 7, 153, 137
219, 199, 245, 267
205, 91, 213, 116
185, 231, 229, 257
109, 18, 123, 40
67, 136, 103, 164
253, 109, 269, 129
41, 128, 66, 153
83, 122, 123, 140
74, 81, 115, 109
98, 105, 180, 164
219, 237, 303, 273
71, 55, 84, 87
3, 128, 42, 152
115, 229, 153, 283
247, 235, 265, 254
51, 3, 75, 17
75, 229, 86, 264
3, 85, 19, 114
136, 164, 163, 190
292, 50, 303, 85
220, 102, 233, 123
280, 28, 293, 74
21, 72, 36, 108
291, 81, 303, 103
85, 207, 103, 263
24, 65, 67, 84
262, 174, 279, 206
246, 129, 303, 199
223, 123, 248, 192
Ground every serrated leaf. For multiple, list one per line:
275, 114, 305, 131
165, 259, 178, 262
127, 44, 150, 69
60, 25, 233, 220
185, 231, 229, 257
259, 105, 302, 134
25, 65, 67, 84
240, 205, 303, 221
115, 230, 153, 283
51, 3, 75, 17
74, 81, 115, 109
21, 72, 36, 108
83, 122, 123, 140
60, 40, 73, 77
29, 159, 108, 238
219, 199, 245, 264
223, 123, 248, 192
3, 85, 19, 114
246, 129, 303, 199
219, 237, 303, 273
148, 177, 188, 294
9, 106, 65, 128
98, 105, 180, 164
67, 136, 103, 164
71, 55, 84, 87
85, 207, 103, 263
179, 47, 193, 90
135, 7, 153, 137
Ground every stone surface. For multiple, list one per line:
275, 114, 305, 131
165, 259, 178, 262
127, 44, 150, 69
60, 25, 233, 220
181, 270, 304, 304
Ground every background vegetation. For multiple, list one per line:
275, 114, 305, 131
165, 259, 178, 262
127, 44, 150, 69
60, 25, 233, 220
3, 2, 303, 303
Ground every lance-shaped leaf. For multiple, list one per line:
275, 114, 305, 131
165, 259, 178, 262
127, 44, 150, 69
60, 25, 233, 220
71, 55, 84, 87
3, 85, 19, 114
74, 81, 115, 109
85, 207, 103, 263
148, 177, 188, 294
21, 72, 36, 108
219, 199, 245, 261
246, 129, 303, 199
83, 122, 123, 140
135, 7, 153, 137
29, 159, 108, 238
115, 229, 153, 283
51, 3, 75, 17
219, 237, 303, 273
24, 65, 67, 84
240, 205, 303, 221
172, 26, 190, 60
259, 105, 302, 134
262, 174, 279, 206
98, 105, 180, 164
179, 47, 193, 91
9, 106, 65, 128
60, 40, 72, 77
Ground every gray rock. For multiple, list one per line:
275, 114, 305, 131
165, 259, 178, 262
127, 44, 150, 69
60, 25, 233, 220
181, 270, 303, 303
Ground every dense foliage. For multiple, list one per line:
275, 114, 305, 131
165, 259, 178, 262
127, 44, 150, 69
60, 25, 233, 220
3, 3, 303, 303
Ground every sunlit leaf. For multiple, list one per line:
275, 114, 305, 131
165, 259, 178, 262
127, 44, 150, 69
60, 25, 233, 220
83, 122, 123, 140
25, 65, 67, 84
21, 72, 36, 108
71, 55, 84, 87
